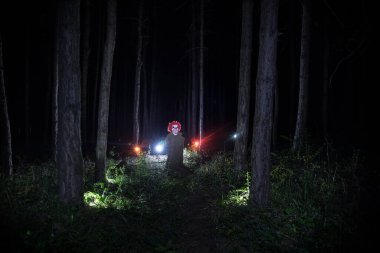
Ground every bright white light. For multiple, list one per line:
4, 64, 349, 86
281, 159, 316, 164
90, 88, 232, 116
155, 143, 164, 153
233, 133, 238, 139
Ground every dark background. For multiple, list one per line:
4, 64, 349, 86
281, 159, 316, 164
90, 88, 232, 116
0, 0, 378, 249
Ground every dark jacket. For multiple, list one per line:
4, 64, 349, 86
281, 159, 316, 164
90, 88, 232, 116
165, 132, 184, 169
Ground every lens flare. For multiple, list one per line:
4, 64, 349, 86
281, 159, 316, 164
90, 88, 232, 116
134, 146, 141, 153
155, 143, 164, 153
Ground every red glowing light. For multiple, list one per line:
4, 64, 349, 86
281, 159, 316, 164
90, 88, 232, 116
134, 146, 141, 153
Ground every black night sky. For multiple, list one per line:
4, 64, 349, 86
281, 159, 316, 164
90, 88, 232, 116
1, 0, 375, 154
0, 0, 378, 251
0, 0, 375, 153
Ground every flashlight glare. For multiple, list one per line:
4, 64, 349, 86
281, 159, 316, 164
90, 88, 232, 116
155, 143, 164, 153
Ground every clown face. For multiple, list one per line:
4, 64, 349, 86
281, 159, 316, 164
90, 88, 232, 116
172, 124, 179, 135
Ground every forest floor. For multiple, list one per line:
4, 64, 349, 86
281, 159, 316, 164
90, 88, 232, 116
0, 147, 372, 252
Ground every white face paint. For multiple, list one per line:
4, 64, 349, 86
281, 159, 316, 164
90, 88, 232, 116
172, 125, 179, 135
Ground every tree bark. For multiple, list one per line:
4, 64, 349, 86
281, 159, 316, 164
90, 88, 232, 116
95, 0, 117, 182
292, 0, 311, 153
199, 0, 204, 148
57, 0, 84, 205
234, 0, 254, 173
81, 0, 91, 155
0, 34, 13, 176
133, 0, 144, 145
250, 0, 279, 207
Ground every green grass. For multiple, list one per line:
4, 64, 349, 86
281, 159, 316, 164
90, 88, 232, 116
0, 145, 361, 252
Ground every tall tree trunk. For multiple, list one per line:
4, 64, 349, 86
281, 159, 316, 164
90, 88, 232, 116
288, 0, 297, 138
133, 0, 144, 145
92, 4, 104, 144
44, 53, 52, 147
292, 0, 311, 153
322, 11, 329, 139
199, 0, 204, 148
0, 34, 13, 176
95, 0, 117, 182
191, 1, 198, 139
142, 59, 149, 142
81, 0, 91, 156
272, 76, 279, 149
149, 50, 157, 139
25, 30, 30, 150
234, 0, 254, 173
57, 0, 83, 205
250, 0, 279, 207
52, 5, 59, 163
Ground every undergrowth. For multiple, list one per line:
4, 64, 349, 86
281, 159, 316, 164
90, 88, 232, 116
0, 144, 362, 252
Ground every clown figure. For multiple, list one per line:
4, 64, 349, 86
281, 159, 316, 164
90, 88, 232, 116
165, 121, 186, 174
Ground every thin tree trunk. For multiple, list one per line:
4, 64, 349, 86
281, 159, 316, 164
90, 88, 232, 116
25, 31, 30, 150
142, 59, 149, 142
288, 0, 297, 138
199, 0, 204, 148
0, 34, 13, 176
44, 53, 52, 147
272, 76, 279, 149
234, 0, 254, 173
292, 0, 311, 153
133, 0, 144, 145
250, 0, 279, 207
52, 8, 59, 163
95, 0, 117, 182
191, 1, 198, 139
81, 0, 91, 155
92, 4, 104, 144
322, 12, 329, 138
57, 0, 83, 205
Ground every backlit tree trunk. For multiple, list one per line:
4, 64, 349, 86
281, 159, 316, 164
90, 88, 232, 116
95, 0, 117, 182
199, 0, 204, 148
0, 34, 13, 176
234, 0, 254, 173
191, 0, 198, 138
292, 0, 311, 153
133, 0, 144, 145
56, 0, 83, 205
250, 0, 279, 207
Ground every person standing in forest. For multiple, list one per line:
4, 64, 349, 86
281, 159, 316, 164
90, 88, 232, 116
165, 120, 187, 175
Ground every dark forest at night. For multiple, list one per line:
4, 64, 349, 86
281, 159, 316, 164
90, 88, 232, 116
0, 0, 377, 252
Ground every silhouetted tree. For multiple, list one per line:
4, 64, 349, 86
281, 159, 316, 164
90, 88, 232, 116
81, 0, 91, 154
0, 34, 13, 176
292, 0, 311, 153
250, 0, 279, 207
52, 6, 59, 162
199, 0, 204, 148
95, 0, 117, 182
25, 27, 30, 150
234, 0, 254, 173
133, 0, 144, 145
191, 0, 198, 139
56, 0, 83, 205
